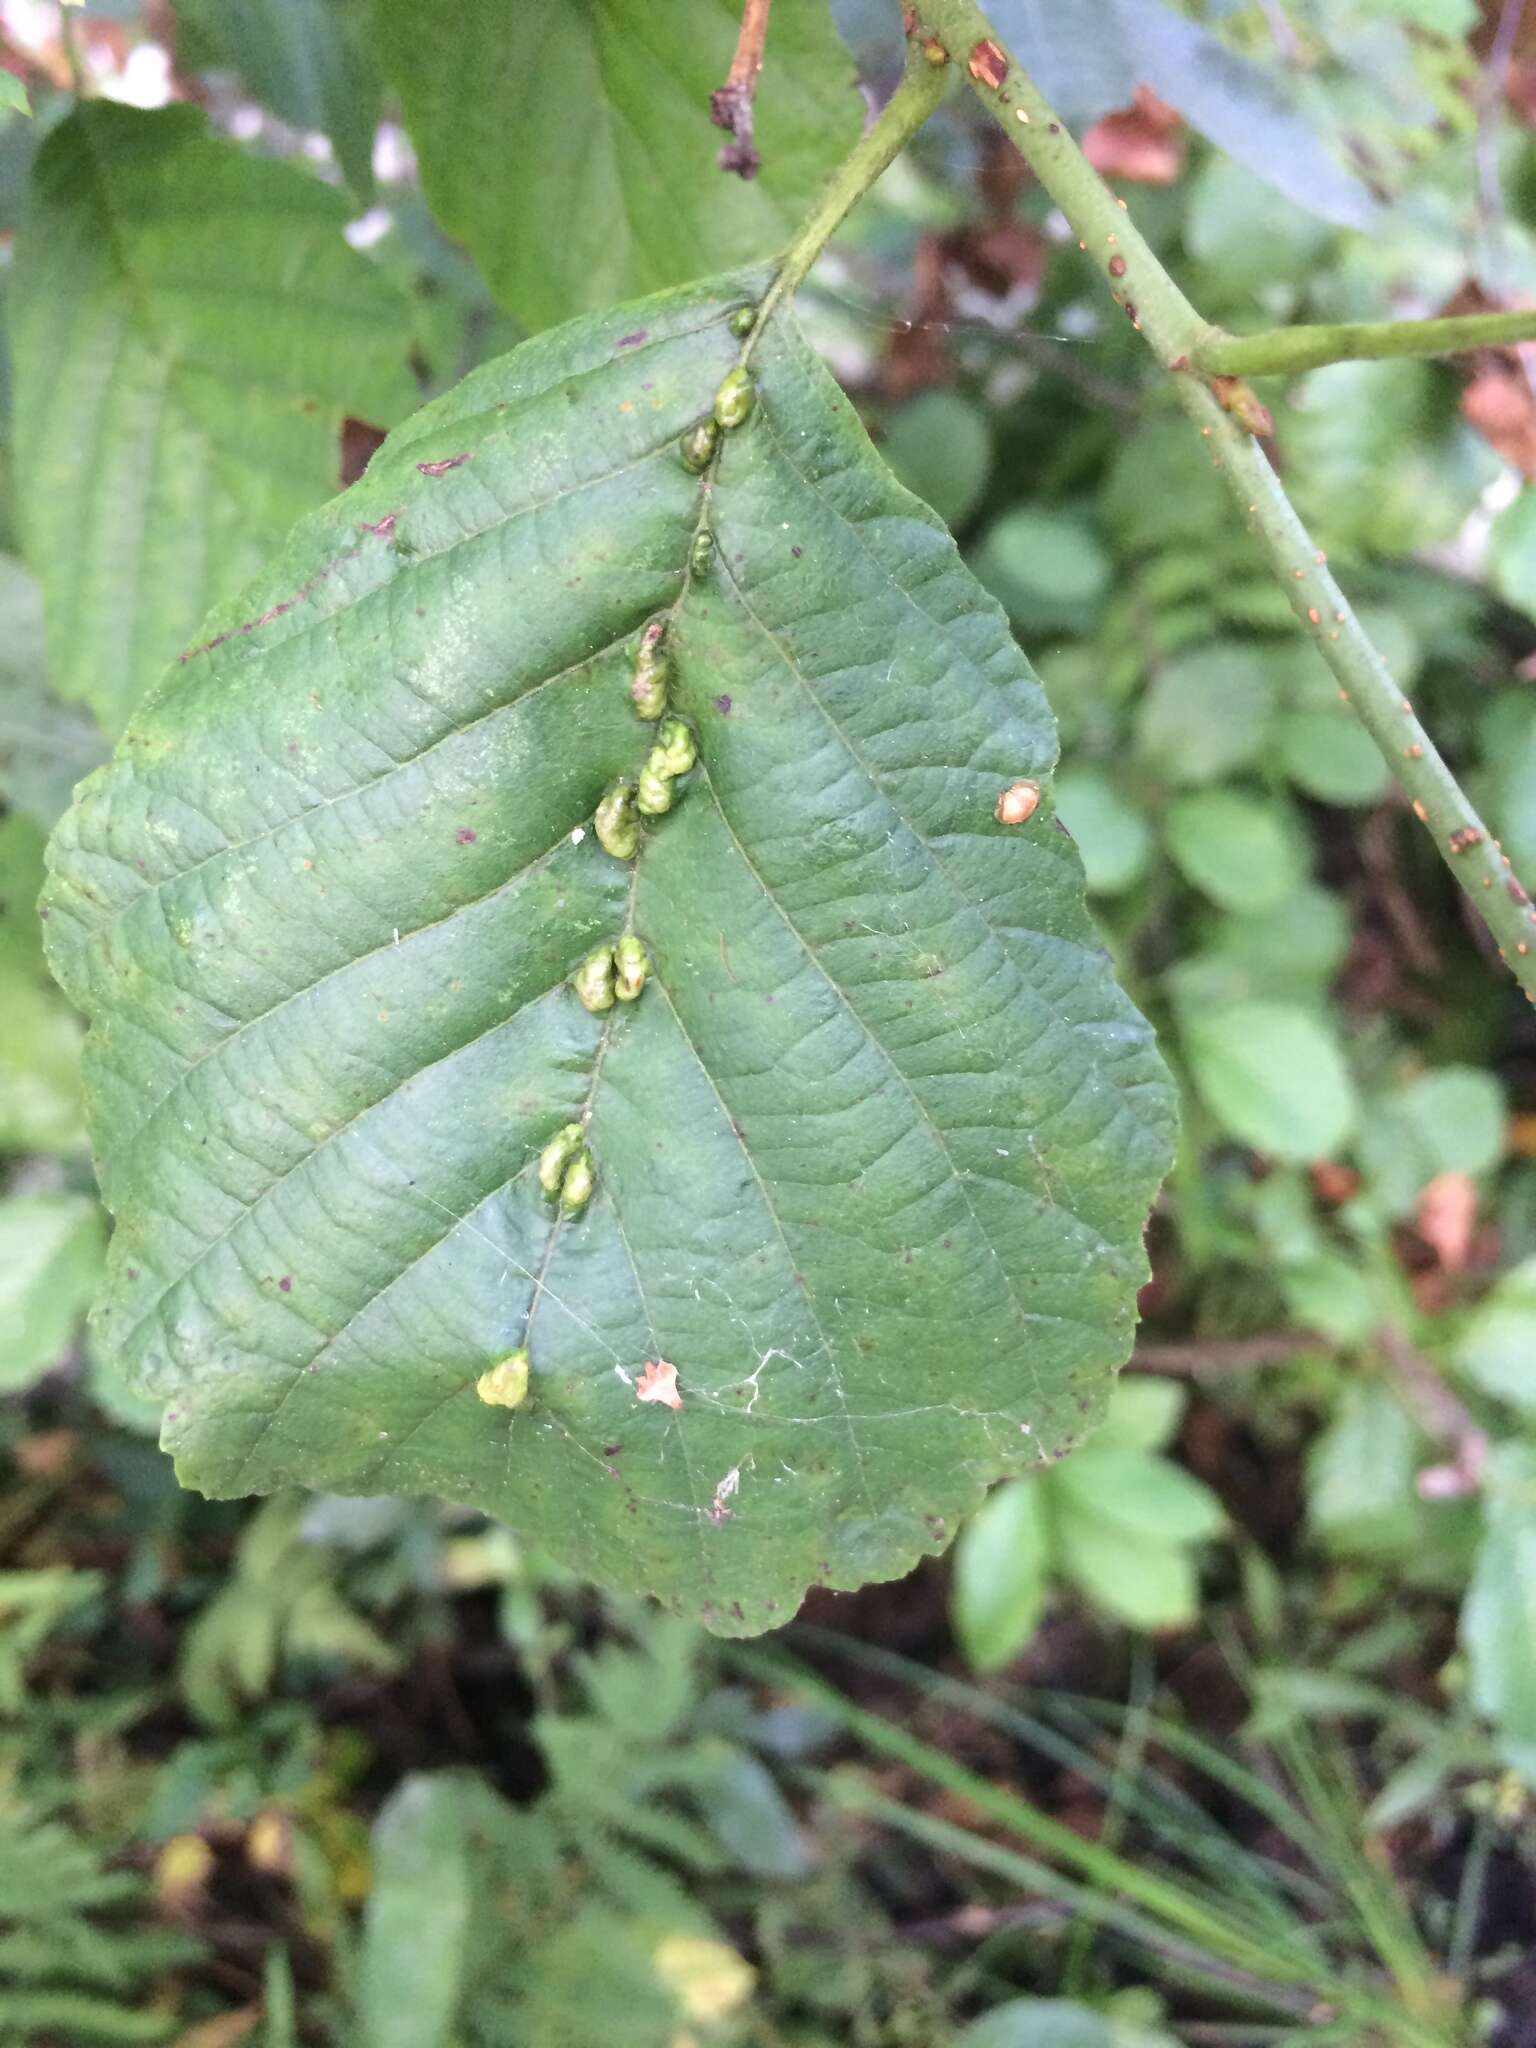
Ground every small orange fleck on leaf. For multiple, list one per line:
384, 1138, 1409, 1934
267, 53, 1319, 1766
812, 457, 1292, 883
967, 38, 1008, 88
636, 1359, 683, 1409
995, 779, 1041, 826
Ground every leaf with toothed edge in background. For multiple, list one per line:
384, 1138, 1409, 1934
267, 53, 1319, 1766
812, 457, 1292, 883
42, 267, 1174, 1634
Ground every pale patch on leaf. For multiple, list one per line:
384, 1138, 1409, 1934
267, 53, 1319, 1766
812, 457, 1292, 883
636, 1361, 684, 1411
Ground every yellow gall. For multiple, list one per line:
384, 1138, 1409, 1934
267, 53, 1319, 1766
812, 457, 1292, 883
995, 780, 1041, 826
476, 1350, 530, 1410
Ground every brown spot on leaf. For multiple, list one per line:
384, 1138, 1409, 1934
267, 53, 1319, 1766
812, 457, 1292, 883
616, 329, 648, 348
455, 828, 477, 845
416, 453, 471, 477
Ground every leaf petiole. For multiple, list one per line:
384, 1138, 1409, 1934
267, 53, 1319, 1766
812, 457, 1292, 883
742, 36, 951, 360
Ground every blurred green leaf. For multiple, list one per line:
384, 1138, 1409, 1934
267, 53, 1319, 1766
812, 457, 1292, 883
0, 812, 86, 1151
881, 390, 992, 529
1136, 643, 1278, 786
358, 1776, 474, 2048
1184, 157, 1332, 303
1285, 359, 1498, 560
972, 507, 1112, 631
1358, 1065, 1506, 1218
1459, 1256, 1536, 1412
1204, 885, 1353, 996
0, 556, 105, 830
0, 1193, 104, 1393
12, 102, 416, 732
1164, 789, 1307, 912
1307, 1380, 1422, 1555
1054, 768, 1151, 895
1094, 1376, 1184, 1453
952, 1478, 1052, 1671
174, 0, 379, 197
1052, 1444, 1225, 1545
954, 1999, 1115, 2048
1052, 1499, 1199, 1631
1463, 1443, 1536, 1747
1278, 1252, 1383, 1346
1276, 709, 1391, 806
1183, 1000, 1358, 1161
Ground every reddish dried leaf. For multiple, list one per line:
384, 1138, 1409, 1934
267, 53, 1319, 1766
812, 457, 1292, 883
1462, 367, 1536, 477
1083, 89, 1185, 186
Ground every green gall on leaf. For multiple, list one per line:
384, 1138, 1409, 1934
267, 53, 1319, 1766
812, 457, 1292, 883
559, 1149, 595, 1214
727, 304, 757, 338
636, 759, 675, 817
690, 529, 716, 575
594, 778, 640, 859
629, 617, 670, 720
713, 366, 756, 431
475, 1350, 530, 1410
655, 717, 697, 778
572, 945, 617, 1014
537, 1122, 585, 1198
679, 419, 719, 473
613, 933, 650, 1002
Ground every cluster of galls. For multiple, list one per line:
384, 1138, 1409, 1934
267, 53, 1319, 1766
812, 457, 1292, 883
479, 343, 764, 1413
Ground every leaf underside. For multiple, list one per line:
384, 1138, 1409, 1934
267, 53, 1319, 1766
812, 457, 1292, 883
44, 272, 1174, 1633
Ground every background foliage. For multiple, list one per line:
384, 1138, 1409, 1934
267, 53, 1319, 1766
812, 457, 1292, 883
5, 0, 1536, 2042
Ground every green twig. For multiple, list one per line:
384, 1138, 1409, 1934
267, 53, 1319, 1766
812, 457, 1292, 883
914, 0, 1536, 1005
743, 38, 951, 357
1195, 308, 1536, 378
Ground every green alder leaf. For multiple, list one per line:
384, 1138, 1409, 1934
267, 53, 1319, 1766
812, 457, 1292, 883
370, 0, 861, 334
44, 272, 1175, 1634
10, 101, 417, 737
